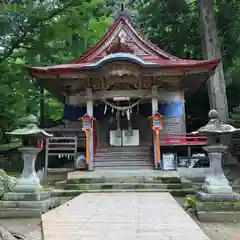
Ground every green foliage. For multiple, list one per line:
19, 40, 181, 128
0, 0, 112, 143
0, 0, 239, 143
136, 0, 240, 118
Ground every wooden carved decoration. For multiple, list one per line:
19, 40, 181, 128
103, 62, 140, 78
106, 36, 134, 54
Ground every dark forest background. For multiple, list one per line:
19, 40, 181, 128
0, 0, 239, 143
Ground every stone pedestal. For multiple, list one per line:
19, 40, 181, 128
0, 147, 60, 218
12, 147, 43, 192
197, 144, 239, 202
189, 110, 240, 221
202, 145, 232, 191
191, 144, 240, 222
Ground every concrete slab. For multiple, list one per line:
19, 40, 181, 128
42, 193, 210, 240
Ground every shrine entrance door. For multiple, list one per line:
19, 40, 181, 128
108, 101, 140, 147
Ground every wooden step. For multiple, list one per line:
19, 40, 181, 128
96, 155, 152, 158
96, 147, 152, 152
94, 146, 153, 169
95, 158, 153, 162
95, 151, 152, 155
94, 162, 152, 167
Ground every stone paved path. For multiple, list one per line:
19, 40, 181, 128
42, 193, 210, 240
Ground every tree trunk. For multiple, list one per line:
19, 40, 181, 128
197, 0, 228, 122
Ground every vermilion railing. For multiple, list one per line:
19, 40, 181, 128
160, 133, 208, 145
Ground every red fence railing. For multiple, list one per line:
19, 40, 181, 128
160, 133, 208, 145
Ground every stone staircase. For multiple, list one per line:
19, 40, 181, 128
94, 145, 153, 169
53, 175, 195, 197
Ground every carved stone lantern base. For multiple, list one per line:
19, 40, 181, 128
196, 144, 240, 202
0, 147, 60, 218
188, 110, 240, 221
11, 147, 43, 192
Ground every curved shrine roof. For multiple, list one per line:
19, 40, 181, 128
28, 12, 221, 75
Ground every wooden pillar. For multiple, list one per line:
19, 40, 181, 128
152, 85, 159, 169
86, 88, 94, 170
198, 0, 228, 122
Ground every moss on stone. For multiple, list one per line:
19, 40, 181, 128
184, 195, 240, 212
134, 184, 145, 189
66, 179, 80, 184
186, 195, 240, 205
64, 184, 87, 190
161, 177, 181, 183
62, 190, 82, 197
101, 184, 113, 189
153, 177, 162, 181
77, 179, 91, 184
166, 184, 182, 189
171, 189, 195, 197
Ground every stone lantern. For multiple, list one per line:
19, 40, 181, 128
0, 115, 60, 218
191, 109, 240, 202
7, 115, 53, 192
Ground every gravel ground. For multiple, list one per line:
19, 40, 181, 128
0, 218, 42, 240
199, 222, 240, 240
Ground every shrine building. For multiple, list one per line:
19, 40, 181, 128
28, 12, 220, 171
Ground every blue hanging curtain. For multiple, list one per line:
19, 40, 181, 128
62, 101, 184, 120
159, 102, 183, 117
62, 103, 108, 121
62, 104, 86, 121
138, 103, 152, 117
93, 103, 106, 120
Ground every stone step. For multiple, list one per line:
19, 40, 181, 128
197, 211, 240, 223
0, 208, 43, 218
66, 176, 182, 184
55, 180, 67, 189
50, 188, 195, 197
64, 182, 191, 191
0, 198, 59, 209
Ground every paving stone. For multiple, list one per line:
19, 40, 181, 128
42, 192, 210, 240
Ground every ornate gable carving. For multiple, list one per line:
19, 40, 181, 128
106, 36, 134, 54
72, 13, 179, 63
104, 29, 149, 56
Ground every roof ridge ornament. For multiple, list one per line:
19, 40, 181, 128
113, 0, 135, 12
112, 0, 135, 23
